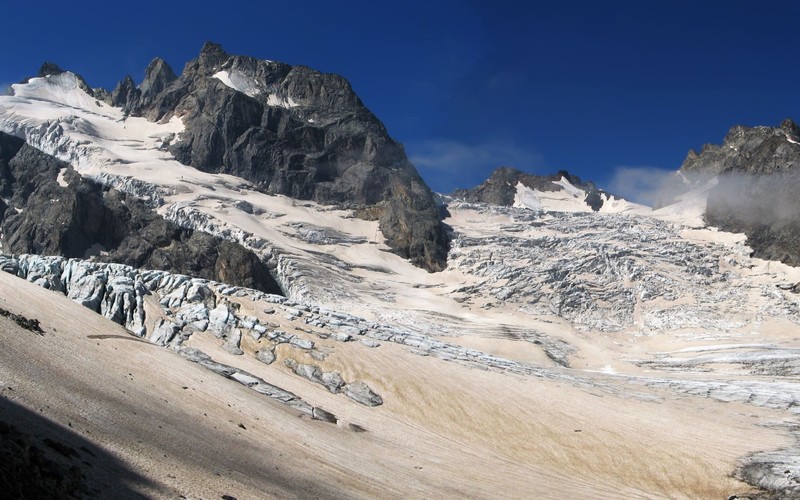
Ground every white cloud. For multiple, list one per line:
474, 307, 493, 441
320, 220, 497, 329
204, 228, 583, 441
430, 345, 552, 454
607, 166, 678, 206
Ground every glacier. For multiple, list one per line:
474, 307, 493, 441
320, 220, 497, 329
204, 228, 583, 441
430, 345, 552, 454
1, 61, 800, 497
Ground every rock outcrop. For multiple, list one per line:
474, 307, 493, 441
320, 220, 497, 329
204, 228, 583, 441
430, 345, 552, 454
113, 42, 448, 272
0, 132, 281, 294
681, 119, 800, 179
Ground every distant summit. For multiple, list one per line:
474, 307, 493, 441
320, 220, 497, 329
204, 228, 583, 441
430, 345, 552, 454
681, 118, 800, 178
451, 167, 636, 213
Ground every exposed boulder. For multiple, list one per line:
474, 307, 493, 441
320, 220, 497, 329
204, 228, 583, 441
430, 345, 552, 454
343, 381, 383, 407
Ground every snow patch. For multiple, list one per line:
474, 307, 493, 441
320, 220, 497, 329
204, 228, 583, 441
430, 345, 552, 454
56, 168, 69, 187
513, 182, 543, 211
552, 176, 584, 198
11, 73, 109, 116
212, 70, 263, 98
651, 176, 719, 227
267, 94, 299, 108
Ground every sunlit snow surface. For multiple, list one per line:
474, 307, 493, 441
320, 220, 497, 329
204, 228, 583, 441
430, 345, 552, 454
3, 72, 800, 493
513, 177, 649, 214
212, 70, 264, 98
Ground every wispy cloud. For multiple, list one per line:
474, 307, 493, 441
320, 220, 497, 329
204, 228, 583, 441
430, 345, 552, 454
607, 166, 678, 206
407, 137, 544, 193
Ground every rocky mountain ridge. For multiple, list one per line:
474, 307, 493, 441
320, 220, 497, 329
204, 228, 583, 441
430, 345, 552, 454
451, 166, 611, 210
681, 119, 800, 178
102, 42, 449, 272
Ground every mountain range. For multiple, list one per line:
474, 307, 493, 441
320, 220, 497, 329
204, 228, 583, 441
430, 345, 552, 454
1, 43, 800, 498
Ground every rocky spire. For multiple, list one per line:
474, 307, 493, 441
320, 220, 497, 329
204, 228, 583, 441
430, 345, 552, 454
198, 41, 229, 70
781, 118, 800, 140
111, 75, 140, 109
139, 57, 177, 99
37, 62, 64, 77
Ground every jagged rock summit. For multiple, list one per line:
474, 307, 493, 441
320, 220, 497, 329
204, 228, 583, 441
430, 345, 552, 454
111, 42, 449, 272
681, 118, 800, 178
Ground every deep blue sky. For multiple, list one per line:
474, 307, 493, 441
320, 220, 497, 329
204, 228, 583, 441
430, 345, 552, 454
2, 1, 799, 201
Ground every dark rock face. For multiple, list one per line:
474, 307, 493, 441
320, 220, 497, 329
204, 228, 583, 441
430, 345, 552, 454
37, 62, 65, 78
139, 57, 177, 104
452, 166, 607, 210
672, 119, 800, 266
111, 75, 139, 109
682, 119, 800, 179
119, 42, 448, 271
0, 133, 281, 294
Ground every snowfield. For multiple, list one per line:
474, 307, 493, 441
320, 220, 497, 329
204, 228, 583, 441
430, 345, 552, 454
1, 70, 800, 498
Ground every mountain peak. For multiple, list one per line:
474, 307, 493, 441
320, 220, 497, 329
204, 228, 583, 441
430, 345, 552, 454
139, 57, 177, 98
781, 118, 800, 139
38, 62, 65, 78
198, 41, 229, 69
452, 167, 614, 212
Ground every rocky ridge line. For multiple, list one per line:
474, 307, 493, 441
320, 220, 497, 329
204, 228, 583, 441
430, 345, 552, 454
109, 42, 449, 272
451, 166, 610, 211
